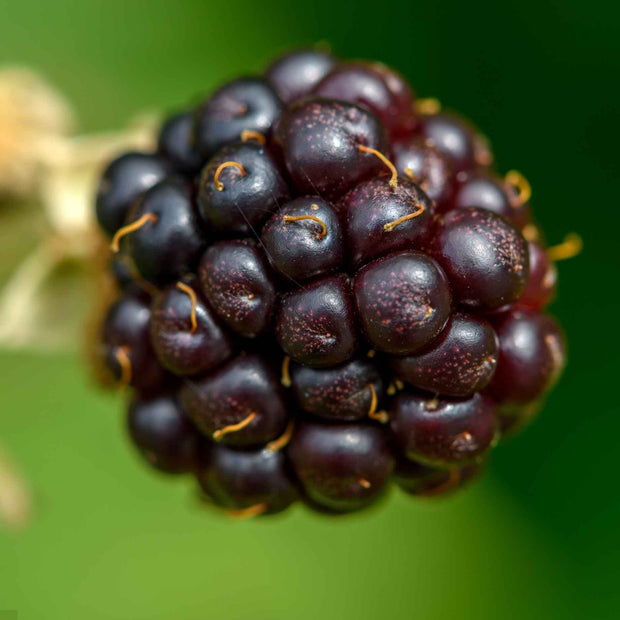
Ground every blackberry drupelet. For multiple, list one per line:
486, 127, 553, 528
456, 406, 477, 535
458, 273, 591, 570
93, 46, 575, 518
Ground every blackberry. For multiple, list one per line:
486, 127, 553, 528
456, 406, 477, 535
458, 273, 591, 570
157, 111, 203, 176
197, 141, 290, 235
451, 170, 531, 230
193, 77, 283, 159
276, 273, 358, 367
101, 293, 168, 395
391, 312, 498, 397
261, 197, 344, 282
354, 251, 452, 355
96, 152, 171, 237
198, 443, 298, 515
340, 176, 434, 269
288, 421, 394, 513
429, 207, 529, 312
311, 61, 417, 139
127, 395, 202, 473
266, 47, 337, 104
273, 98, 388, 199
150, 277, 233, 376
179, 353, 289, 447
116, 177, 208, 286
391, 137, 455, 211
92, 48, 575, 518
198, 240, 277, 338
390, 391, 498, 467
394, 457, 482, 497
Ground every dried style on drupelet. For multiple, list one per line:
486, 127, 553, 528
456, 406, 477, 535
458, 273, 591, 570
94, 47, 577, 518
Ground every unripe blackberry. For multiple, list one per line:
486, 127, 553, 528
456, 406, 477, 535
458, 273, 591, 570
91, 48, 574, 518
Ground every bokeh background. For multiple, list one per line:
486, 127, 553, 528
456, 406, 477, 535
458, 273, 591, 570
1, 0, 619, 618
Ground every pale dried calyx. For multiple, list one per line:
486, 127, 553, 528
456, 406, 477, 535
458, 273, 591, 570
0, 66, 160, 351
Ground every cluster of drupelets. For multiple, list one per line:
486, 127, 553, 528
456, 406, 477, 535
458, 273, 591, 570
95, 48, 579, 517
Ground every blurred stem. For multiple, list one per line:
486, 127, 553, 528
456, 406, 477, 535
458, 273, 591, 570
0, 444, 32, 531
0, 240, 60, 349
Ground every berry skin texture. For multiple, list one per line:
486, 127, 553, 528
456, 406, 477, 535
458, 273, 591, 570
266, 47, 337, 104
340, 176, 434, 269
354, 251, 452, 355
430, 208, 529, 311
290, 357, 383, 421
93, 49, 570, 518
123, 178, 208, 286
194, 77, 283, 159
416, 112, 493, 172
390, 391, 498, 467
392, 137, 455, 211
198, 240, 276, 338
519, 241, 557, 310
274, 98, 388, 199
198, 141, 290, 236
276, 274, 358, 367
288, 422, 395, 513
96, 152, 170, 237
180, 354, 288, 447
150, 278, 233, 376
391, 312, 499, 397
102, 293, 166, 394
261, 197, 344, 283
451, 171, 531, 230
198, 444, 298, 515
158, 111, 203, 175
394, 457, 481, 497
127, 395, 201, 474
312, 61, 417, 139
488, 309, 566, 405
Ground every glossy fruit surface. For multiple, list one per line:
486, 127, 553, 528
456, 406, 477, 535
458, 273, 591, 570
518, 241, 557, 310
488, 309, 566, 404
127, 395, 201, 473
392, 137, 455, 210
415, 112, 493, 172
340, 176, 434, 269
288, 421, 394, 512
312, 61, 416, 138
274, 98, 388, 199
198, 240, 276, 338
158, 111, 203, 175
390, 391, 498, 467
392, 312, 498, 396
198, 141, 290, 236
451, 171, 531, 229
276, 274, 357, 367
198, 444, 298, 514
261, 197, 344, 283
92, 49, 569, 518
101, 293, 166, 393
96, 152, 170, 237
430, 208, 529, 311
354, 251, 452, 355
124, 178, 207, 285
194, 77, 283, 158
150, 278, 233, 376
394, 457, 482, 497
290, 357, 383, 420
266, 47, 337, 104
180, 354, 288, 447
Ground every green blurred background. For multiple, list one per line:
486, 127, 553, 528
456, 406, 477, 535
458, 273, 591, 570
1, 0, 618, 618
